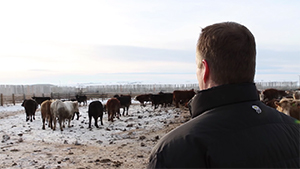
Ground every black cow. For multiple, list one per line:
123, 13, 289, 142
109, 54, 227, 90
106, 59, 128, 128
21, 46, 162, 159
113, 94, 131, 116
88, 101, 104, 128
135, 94, 152, 107
159, 92, 173, 107
31, 96, 51, 105
75, 95, 87, 106
21, 99, 38, 122
150, 92, 173, 109
150, 94, 165, 109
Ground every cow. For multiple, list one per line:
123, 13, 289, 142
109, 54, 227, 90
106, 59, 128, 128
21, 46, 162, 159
260, 88, 288, 102
150, 94, 165, 109
173, 89, 196, 108
75, 95, 87, 106
114, 94, 131, 116
32, 96, 51, 105
50, 100, 79, 131
135, 94, 152, 107
159, 92, 173, 107
21, 99, 38, 122
88, 101, 104, 128
105, 98, 121, 122
275, 98, 300, 120
293, 90, 300, 100
149, 92, 174, 110
40, 100, 53, 130
263, 98, 279, 109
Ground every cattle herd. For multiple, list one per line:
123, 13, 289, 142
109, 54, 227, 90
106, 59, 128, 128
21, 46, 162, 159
20, 88, 300, 131
20, 90, 196, 131
260, 88, 300, 120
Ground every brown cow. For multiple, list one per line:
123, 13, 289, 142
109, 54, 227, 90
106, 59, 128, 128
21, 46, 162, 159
275, 98, 300, 120
40, 100, 53, 130
263, 98, 279, 109
260, 88, 288, 102
106, 98, 121, 122
135, 94, 152, 107
173, 89, 196, 108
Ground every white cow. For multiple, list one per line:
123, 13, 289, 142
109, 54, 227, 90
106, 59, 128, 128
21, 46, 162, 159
50, 100, 79, 131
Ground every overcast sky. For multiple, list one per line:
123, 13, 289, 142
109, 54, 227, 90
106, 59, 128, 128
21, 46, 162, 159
0, 0, 299, 86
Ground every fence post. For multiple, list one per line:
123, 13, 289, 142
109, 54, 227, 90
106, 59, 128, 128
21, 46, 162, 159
0, 93, 3, 106
12, 94, 15, 105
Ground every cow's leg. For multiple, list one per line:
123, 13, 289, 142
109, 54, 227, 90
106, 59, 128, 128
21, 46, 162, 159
63, 119, 66, 128
25, 111, 29, 121
108, 111, 111, 122
122, 107, 126, 116
100, 115, 103, 125
47, 118, 50, 128
49, 116, 53, 129
68, 118, 71, 128
117, 110, 120, 119
94, 116, 99, 128
76, 112, 80, 120
53, 117, 56, 131
111, 112, 114, 122
88, 115, 92, 128
59, 119, 63, 131
42, 117, 46, 130
48, 116, 52, 129
30, 115, 33, 122
126, 106, 129, 115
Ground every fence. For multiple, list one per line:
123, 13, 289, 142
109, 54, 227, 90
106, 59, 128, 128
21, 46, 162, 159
0, 84, 199, 106
0, 82, 299, 106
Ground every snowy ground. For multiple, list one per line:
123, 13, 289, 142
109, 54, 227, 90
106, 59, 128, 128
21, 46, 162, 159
0, 99, 191, 169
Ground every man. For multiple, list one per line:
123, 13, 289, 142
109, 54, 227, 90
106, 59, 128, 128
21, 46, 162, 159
147, 22, 299, 168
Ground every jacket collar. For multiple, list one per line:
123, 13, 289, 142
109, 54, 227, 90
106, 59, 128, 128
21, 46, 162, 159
190, 83, 259, 118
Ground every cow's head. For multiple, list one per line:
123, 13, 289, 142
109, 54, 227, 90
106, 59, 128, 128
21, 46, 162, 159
275, 98, 294, 116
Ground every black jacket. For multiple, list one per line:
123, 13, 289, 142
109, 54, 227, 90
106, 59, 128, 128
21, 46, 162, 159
148, 83, 299, 168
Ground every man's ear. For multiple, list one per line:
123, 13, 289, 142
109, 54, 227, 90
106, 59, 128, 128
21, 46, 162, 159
202, 59, 209, 83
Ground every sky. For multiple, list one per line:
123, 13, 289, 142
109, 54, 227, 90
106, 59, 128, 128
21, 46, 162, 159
0, 0, 299, 86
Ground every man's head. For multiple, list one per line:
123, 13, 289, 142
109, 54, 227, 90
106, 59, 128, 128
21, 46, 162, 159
196, 22, 256, 90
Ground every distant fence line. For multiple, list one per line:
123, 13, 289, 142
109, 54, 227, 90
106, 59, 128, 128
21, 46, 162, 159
255, 81, 299, 90
0, 84, 200, 96
0, 82, 299, 106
